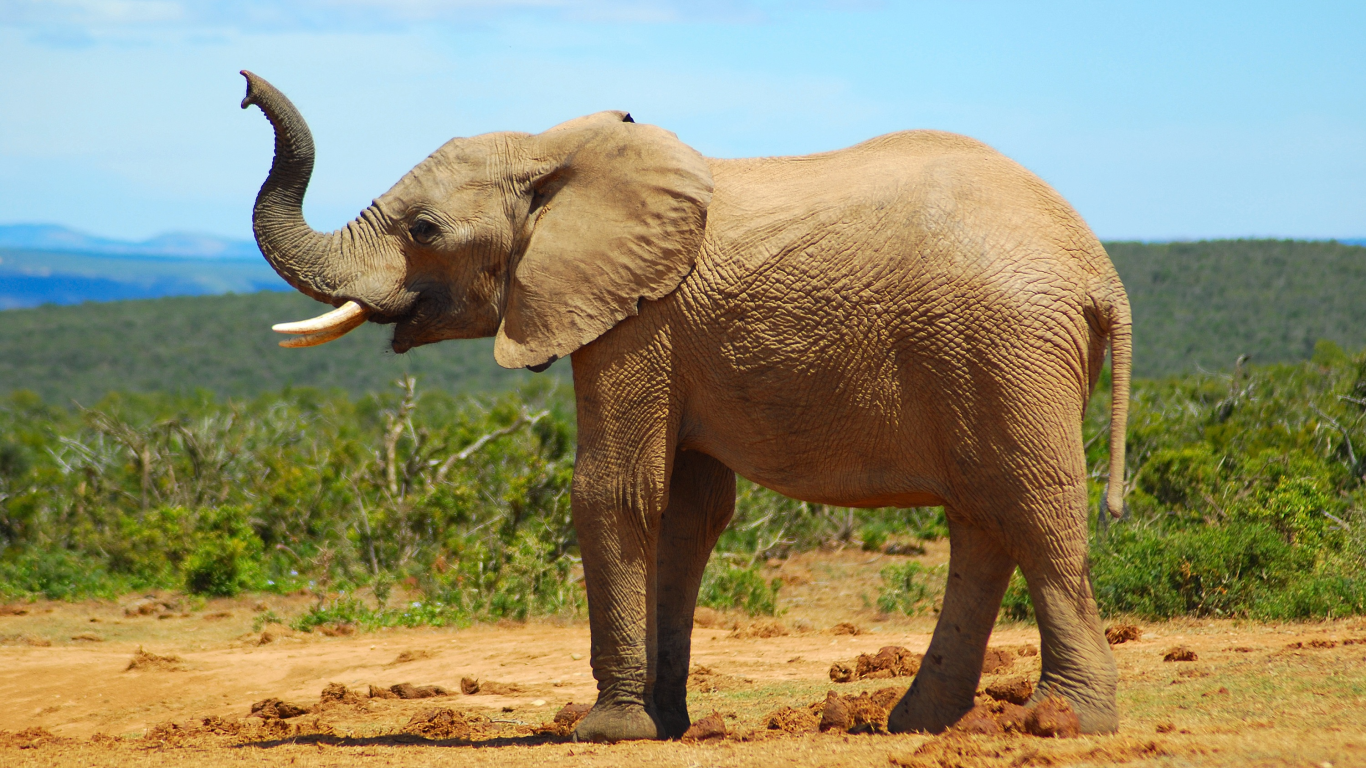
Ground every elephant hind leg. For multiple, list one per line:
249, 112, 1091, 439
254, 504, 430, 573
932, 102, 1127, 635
1011, 486, 1118, 733
887, 516, 1015, 734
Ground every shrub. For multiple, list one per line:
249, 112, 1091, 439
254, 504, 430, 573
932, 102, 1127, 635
877, 561, 941, 615
698, 560, 780, 616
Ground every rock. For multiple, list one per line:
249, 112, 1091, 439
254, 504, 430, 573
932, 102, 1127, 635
1163, 646, 1198, 662
1023, 697, 1080, 738
681, 713, 727, 742
983, 677, 1034, 705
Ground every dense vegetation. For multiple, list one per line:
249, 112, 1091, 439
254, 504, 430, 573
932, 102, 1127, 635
0, 291, 565, 404
2, 240, 1366, 405
2, 346, 1364, 624
1107, 239, 1366, 378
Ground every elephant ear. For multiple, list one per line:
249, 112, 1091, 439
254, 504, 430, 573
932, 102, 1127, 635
493, 113, 713, 370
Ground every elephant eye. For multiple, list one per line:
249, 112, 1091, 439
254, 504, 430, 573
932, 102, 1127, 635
408, 218, 440, 245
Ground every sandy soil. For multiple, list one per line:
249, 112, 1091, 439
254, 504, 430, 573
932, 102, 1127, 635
2, 549, 1365, 767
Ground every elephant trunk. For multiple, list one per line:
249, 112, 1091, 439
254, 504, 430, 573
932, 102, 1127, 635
241, 71, 408, 346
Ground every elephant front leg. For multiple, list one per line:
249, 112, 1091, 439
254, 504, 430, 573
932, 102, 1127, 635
652, 451, 736, 738
570, 465, 666, 743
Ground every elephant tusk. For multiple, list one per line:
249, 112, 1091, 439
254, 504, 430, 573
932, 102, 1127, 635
272, 300, 368, 347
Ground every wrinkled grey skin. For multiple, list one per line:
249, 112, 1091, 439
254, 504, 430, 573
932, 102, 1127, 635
242, 72, 1131, 742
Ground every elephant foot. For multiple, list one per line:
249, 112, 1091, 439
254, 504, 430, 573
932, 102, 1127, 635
571, 703, 663, 743
1028, 685, 1118, 735
885, 689, 969, 735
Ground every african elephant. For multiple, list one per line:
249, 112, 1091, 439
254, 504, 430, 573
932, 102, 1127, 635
239, 71, 1131, 740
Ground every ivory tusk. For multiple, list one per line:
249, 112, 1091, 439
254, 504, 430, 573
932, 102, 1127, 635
273, 300, 368, 335
272, 300, 368, 348
278, 324, 358, 348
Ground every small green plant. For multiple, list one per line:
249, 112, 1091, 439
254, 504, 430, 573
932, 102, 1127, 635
698, 560, 781, 616
1000, 569, 1034, 622
877, 561, 940, 615
859, 524, 889, 552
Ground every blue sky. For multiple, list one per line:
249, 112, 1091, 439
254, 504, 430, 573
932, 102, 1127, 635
1, 1, 1362, 242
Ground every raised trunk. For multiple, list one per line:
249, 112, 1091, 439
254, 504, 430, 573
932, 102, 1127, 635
241, 71, 393, 308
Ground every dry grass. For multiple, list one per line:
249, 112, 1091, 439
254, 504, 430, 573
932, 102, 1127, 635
2, 551, 1364, 767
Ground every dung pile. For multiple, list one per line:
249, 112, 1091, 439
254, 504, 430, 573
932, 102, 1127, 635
0, 727, 63, 749
457, 677, 522, 696
952, 696, 1079, 738
1106, 624, 1142, 645
402, 708, 480, 740
682, 713, 728, 742
125, 646, 182, 672
829, 645, 922, 682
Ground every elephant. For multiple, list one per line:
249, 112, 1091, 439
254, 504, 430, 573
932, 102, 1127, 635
239, 70, 1131, 741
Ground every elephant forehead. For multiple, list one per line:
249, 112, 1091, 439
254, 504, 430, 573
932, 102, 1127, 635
374, 134, 520, 216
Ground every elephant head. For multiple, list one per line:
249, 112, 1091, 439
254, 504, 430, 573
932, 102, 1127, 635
240, 71, 713, 369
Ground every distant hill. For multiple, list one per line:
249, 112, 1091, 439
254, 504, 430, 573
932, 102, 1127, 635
1106, 239, 1366, 377
0, 224, 260, 260
0, 224, 284, 309
1, 239, 1364, 402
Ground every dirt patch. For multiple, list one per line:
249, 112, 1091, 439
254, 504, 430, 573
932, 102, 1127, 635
456, 678, 521, 696
70, 632, 103, 642
1164, 646, 1198, 662
387, 649, 437, 665
0, 604, 30, 617
1106, 623, 1142, 645
692, 607, 735, 629
689, 664, 753, 692
0, 633, 51, 647
681, 712, 727, 742
125, 647, 182, 671
730, 620, 788, 639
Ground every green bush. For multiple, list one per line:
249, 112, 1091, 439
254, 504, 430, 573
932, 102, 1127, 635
1000, 569, 1034, 622
877, 561, 940, 615
698, 560, 780, 616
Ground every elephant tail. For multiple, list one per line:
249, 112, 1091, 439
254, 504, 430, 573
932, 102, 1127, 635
1103, 287, 1132, 518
